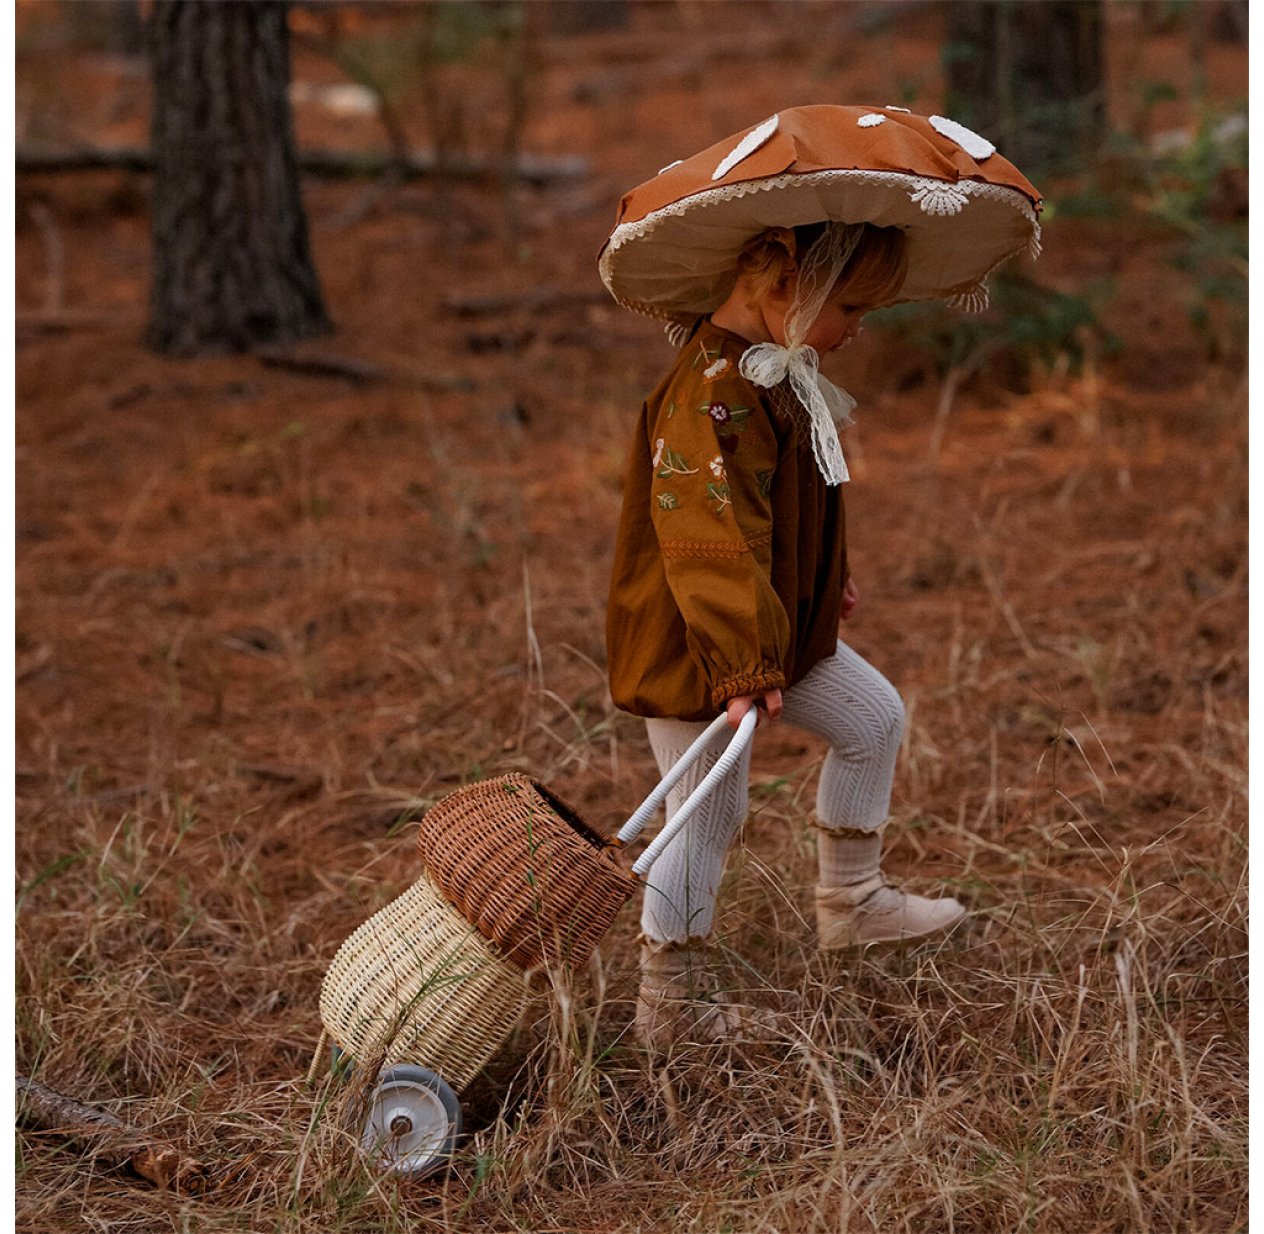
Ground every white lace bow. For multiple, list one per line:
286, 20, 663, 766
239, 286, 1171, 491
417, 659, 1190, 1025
739, 341, 856, 485
738, 222, 865, 486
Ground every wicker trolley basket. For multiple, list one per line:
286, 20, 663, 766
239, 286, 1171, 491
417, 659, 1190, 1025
317, 873, 527, 1088
415, 773, 637, 970
311, 710, 756, 1177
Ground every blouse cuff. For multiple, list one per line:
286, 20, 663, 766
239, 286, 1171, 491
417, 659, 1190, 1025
711, 669, 787, 710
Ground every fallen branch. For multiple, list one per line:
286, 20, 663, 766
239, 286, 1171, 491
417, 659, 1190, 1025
252, 346, 474, 392
254, 347, 389, 385
442, 287, 611, 318
16, 1074, 209, 1193
16, 309, 136, 334
17, 145, 588, 186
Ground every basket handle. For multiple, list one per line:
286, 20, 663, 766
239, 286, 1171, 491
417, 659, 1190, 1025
614, 708, 758, 879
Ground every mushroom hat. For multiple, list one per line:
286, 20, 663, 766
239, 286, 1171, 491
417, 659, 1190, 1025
598, 103, 1042, 326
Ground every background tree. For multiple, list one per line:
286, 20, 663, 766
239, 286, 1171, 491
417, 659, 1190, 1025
944, 0, 1105, 172
147, 0, 329, 356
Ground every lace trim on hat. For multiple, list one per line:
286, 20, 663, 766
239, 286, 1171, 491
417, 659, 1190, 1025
606, 168, 1039, 251
908, 178, 971, 217
664, 319, 694, 348
947, 281, 990, 313
600, 167, 1041, 324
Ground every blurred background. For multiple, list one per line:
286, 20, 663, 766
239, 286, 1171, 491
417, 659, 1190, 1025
15, 3, 1248, 1231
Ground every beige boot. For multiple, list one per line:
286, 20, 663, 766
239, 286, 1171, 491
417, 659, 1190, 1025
634, 936, 780, 1049
814, 825, 965, 950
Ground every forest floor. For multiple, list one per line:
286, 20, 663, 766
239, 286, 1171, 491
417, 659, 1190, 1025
15, 4, 1248, 1232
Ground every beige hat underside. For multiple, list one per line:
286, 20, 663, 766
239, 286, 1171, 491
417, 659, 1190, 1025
599, 167, 1040, 319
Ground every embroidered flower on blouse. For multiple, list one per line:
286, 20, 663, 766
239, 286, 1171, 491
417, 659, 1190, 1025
652, 438, 665, 467
702, 357, 731, 382
709, 455, 726, 480
699, 399, 751, 445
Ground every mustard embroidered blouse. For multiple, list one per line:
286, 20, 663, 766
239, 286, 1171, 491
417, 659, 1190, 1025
607, 318, 849, 721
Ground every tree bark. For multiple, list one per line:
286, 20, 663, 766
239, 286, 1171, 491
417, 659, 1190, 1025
944, 0, 1104, 171
147, 0, 330, 356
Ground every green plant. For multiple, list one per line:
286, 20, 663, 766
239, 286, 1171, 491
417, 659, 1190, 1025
1143, 110, 1248, 361
871, 274, 1118, 386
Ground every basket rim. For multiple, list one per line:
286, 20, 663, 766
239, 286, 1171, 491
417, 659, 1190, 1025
422, 772, 636, 881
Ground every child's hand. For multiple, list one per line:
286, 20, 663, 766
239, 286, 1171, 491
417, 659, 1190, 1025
726, 689, 783, 730
841, 576, 859, 622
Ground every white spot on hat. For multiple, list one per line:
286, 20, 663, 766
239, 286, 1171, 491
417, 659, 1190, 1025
884, 105, 912, 113
929, 114, 996, 160
857, 113, 887, 128
712, 114, 780, 181
658, 158, 683, 175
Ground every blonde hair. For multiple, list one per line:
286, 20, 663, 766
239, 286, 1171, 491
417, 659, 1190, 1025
737, 221, 909, 310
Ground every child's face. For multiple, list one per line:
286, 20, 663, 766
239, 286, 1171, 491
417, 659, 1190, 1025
764, 280, 870, 354
800, 291, 869, 355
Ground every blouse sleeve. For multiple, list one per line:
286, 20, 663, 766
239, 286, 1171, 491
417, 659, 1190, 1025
647, 357, 790, 710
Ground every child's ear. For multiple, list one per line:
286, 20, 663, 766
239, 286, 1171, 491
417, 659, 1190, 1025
766, 227, 796, 260
769, 267, 798, 305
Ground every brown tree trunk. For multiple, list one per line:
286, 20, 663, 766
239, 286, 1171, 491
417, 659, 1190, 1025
944, 0, 1104, 172
147, 0, 330, 356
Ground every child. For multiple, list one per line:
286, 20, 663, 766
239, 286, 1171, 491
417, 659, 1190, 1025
600, 106, 1041, 1047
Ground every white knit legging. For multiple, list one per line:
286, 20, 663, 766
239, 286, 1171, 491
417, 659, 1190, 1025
641, 639, 905, 943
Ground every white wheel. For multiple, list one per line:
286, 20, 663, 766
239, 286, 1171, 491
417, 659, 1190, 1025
360, 1065, 462, 1177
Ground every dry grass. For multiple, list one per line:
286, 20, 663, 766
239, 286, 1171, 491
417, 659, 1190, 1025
16, 8, 1247, 1230
16, 344, 1247, 1231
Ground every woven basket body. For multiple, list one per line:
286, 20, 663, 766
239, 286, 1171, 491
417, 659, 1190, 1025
416, 774, 636, 971
319, 874, 526, 1091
